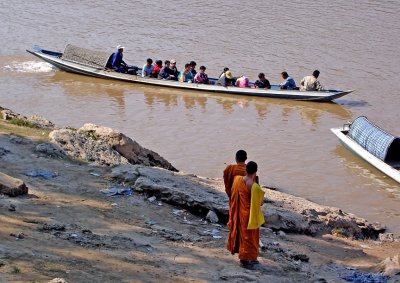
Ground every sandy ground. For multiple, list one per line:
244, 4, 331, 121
1, 121, 399, 283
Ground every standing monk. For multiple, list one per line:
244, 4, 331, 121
227, 161, 265, 270
223, 150, 247, 200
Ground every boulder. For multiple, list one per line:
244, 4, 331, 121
206, 210, 219, 223
28, 115, 55, 129
377, 254, 400, 277
35, 143, 66, 158
109, 165, 384, 239
0, 172, 28, 197
49, 128, 130, 166
80, 124, 177, 171
263, 189, 385, 239
49, 124, 177, 171
0, 108, 55, 129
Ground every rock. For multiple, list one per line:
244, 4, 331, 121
48, 278, 68, 283
278, 231, 286, 237
131, 165, 228, 222
0, 147, 10, 157
1, 109, 26, 121
0, 172, 29, 197
263, 189, 385, 239
28, 115, 55, 129
0, 109, 55, 129
35, 143, 65, 158
206, 210, 219, 223
379, 233, 400, 243
148, 196, 157, 202
49, 128, 130, 166
377, 254, 400, 276
80, 124, 177, 171
108, 165, 140, 184
8, 204, 16, 211
105, 167, 384, 239
290, 253, 309, 262
49, 124, 176, 171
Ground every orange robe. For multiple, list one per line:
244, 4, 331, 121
223, 164, 246, 199
226, 176, 260, 261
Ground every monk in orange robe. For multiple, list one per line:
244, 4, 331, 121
227, 161, 264, 269
223, 150, 247, 200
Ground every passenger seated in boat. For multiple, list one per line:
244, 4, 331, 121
178, 63, 194, 82
279, 71, 297, 90
142, 58, 154, 78
254, 73, 271, 89
193, 66, 209, 84
158, 60, 174, 80
109, 45, 128, 73
236, 76, 250, 88
216, 69, 235, 87
152, 60, 163, 78
300, 70, 324, 91
189, 61, 197, 76
170, 59, 179, 81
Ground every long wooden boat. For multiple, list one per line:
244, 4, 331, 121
27, 44, 353, 102
331, 116, 400, 183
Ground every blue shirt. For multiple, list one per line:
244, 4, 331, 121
178, 70, 193, 82
142, 64, 154, 77
111, 51, 125, 72
280, 76, 296, 90
159, 67, 171, 79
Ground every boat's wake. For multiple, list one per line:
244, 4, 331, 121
3, 61, 54, 73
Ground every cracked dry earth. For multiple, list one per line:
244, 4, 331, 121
1, 127, 400, 282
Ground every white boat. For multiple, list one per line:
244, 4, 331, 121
26, 44, 353, 102
331, 116, 400, 183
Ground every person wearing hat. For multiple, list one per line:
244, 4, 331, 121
216, 68, 235, 87
169, 59, 179, 81
111, 45, 128, 73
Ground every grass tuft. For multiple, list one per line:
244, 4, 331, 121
9, 118, 39, 128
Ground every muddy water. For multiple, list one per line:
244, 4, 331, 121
0, 1, 399, 231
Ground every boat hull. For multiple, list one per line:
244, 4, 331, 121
27, 47, 353, 102
331, 127, 400, 183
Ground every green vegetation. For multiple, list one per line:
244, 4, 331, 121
0, 120, 51, 142
9, 118, 39, 128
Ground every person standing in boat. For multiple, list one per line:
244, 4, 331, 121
170, 59, 179, 81
193, 66, 209, 84
300, 70, 324, 91
254, 73, 271, 89
142, 58, 154, 78
178, 63, 194, 82
279, 71, 297, 90
111, 45, 128, 73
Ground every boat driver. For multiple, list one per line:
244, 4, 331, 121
111, 45, 128, 73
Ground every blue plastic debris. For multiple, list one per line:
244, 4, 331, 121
101, 187, 132, 197
145, 220, 157, 226
24, 170, 58, 179
343, 271, 388, 283
90, 172, 101, 177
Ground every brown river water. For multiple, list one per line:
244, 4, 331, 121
0, 1, 399, 231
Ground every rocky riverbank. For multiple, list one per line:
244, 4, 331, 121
1, 107, 399, 282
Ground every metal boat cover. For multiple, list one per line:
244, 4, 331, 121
61, 44, 109, 68
349, 116, 399, 162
